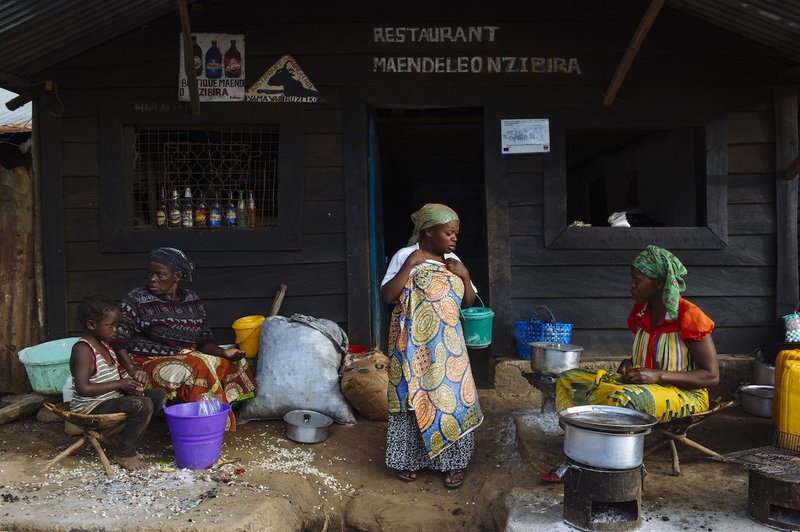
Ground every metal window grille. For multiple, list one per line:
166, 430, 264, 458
132, 127, 279, 229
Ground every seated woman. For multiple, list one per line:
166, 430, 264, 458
556, 245, 719, 422
112, 247, 257, 430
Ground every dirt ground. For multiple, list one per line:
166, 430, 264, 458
0, 390, 778, 532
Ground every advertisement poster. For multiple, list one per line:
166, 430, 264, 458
246, 54, 324, 103
500, 119, 550, 154
179, 33, 245, 102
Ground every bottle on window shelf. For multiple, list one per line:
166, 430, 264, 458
169, 188, 181, 228
224, 190, 237, 227
181, 187, 194, 229
236, 190, 247, 227
193, 189, 207, 228
246, 190, 257, 228
208, 191, 222, 228
156, 187, 168, 229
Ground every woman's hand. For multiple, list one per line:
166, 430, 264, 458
617, 359, 633, 377
445, 258, 468, 279
220, 347, 246, 361
119, 377, 145, 396
622, 367, 664, 384
405, 249, 427, 268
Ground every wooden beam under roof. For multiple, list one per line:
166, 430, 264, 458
177, 0, 200, 114
603, 0, 666, 106
0, 70, 32, 90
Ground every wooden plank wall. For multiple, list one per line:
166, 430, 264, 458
39, 0, 791, 358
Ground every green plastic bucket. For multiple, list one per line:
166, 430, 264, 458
460, 295, 494, 349
17, 338, 79, 394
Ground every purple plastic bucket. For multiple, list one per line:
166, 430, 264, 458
164, 402, 231, 469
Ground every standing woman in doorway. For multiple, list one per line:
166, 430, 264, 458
380, 203, 484, 489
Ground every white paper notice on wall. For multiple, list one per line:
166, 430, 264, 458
501, 119, 550, 154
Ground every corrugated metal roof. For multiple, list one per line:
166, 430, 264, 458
0, 0, 179, 83
667, 0, 800, 65
0, 0, 798, 89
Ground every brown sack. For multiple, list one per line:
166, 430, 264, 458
340, 350, 389, 421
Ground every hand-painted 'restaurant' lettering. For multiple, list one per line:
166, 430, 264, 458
374, 26, 499, 43
372, 26, 581, 75
374, 56, 581, 74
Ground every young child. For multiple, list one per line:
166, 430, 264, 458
70, 295, 166, 470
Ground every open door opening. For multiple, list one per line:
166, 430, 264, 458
370, 107, 490, 387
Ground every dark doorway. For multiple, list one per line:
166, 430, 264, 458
373, 107, 490, 386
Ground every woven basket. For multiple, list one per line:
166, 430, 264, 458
513, 306, 573, 359
784, 307, 800, 343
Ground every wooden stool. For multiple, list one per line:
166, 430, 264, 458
41, 402, 127, 475
644, 398, 736, 476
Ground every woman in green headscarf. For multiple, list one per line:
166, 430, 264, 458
555, 245, 719, 422
380, 203, 483, 489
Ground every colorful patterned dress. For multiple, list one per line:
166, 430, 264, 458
385, 261, 483, 469
113, 286, 256, 430
556, 297, 714, 422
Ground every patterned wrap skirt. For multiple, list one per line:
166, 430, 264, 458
131, 349, 256, 431
556, 368, 709, 422
385, 412, 474, 472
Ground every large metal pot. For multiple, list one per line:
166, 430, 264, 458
529, 342, 583, 374
751, 349, 775, 386
740, 385, 773, 418
558, 405, 658, 470
284, 410, 332, 443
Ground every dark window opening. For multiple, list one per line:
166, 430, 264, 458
131, 127, 279, 229
566, 128, 706, 228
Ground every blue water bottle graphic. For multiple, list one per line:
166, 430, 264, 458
204, 40, 222, 79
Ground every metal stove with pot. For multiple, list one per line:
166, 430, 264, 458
556, 405, 659, 531
719, 431, 800, 531
522, 342, 583, 413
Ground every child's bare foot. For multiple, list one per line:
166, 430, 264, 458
115, 454, 146, 470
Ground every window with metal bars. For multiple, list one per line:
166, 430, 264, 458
131, 127, 279, 229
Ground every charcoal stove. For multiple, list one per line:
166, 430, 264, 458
522, 371, 558, 413
559, 458, 645, 531
718, 433, 800, 531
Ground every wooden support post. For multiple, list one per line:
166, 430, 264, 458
775, 86, 799, 321
176, 0, 200, 114
603, 0, 666, 106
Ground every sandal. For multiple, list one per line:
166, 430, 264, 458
397, 471, 417, 482
444, 469, 464, 489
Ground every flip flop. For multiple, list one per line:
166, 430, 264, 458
444, 469, 464, 489
538, 468, 563, 483
398, 471, 417, 482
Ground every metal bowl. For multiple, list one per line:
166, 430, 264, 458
739, 385, 773, 418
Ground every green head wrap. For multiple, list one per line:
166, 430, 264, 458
407, 203, 459, 245
632, 245, 687, 319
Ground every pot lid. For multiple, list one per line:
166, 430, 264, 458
284, 409, 333, 428
740, 385, 774, 399
529, 342, 584, 352
558, 405, 657, 433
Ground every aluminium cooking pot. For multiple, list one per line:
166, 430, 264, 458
558, 405, 658, 469
284, 409, 333, 443
529, 342, 583, 375
739, 385, 773, 418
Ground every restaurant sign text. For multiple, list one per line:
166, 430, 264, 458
372, 26, 581, 75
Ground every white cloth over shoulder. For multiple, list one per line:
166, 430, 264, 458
380, 244, 478, 292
